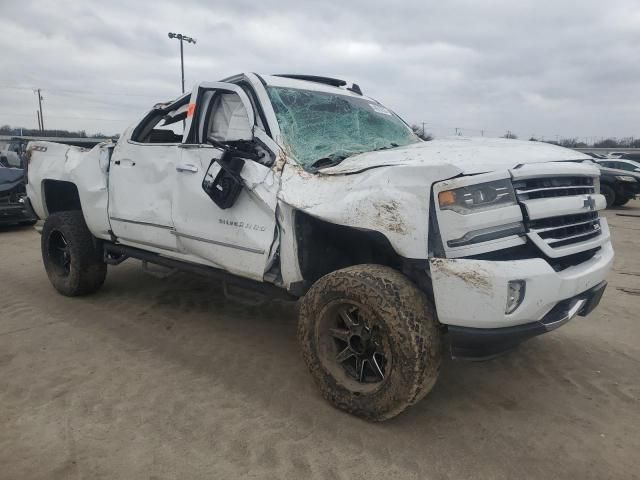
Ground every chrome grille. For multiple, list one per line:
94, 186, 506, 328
513, 176, 595, 200
529, 211, 601, 247
514, 175, 602, 254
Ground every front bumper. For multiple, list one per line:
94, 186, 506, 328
430, 240, 613, 330
447, 281, 607, 359
430, 237, 613, 359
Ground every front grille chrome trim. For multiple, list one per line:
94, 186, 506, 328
530, 217, 599, 234
515, 184, 596, 195
545, 228, 602, 245
513, 171, 608, 258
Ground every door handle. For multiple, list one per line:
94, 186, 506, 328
114, 159, 135, 167
176, 163, 199, 173
178, 144, 204, 149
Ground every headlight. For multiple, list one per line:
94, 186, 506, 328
615, 175, 637, 182
438, 179, 516, 214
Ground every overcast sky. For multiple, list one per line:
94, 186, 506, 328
0, 0, 638, 140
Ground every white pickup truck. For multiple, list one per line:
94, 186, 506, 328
26, 73, 613, 420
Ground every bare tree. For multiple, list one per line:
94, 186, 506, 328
594, 138, 620, 148
410, 124, 433, 141
0, 124, 118, 139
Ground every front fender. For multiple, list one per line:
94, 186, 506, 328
278, 162, 461, 259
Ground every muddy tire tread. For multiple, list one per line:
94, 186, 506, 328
298, 264, 441, 421
41, 210, 107, 296
601, 184, 616, 208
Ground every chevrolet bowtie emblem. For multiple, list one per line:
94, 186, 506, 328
583, 196, 596, 211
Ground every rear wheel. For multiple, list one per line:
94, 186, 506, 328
41, 211, 107, 296
613, 197, 630, 206
298, 264, 441, 421
600, 184, 615, 208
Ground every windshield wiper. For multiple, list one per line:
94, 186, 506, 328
310, 144, 401, 171
310, 154, 349, 170
371, 143, 399, 152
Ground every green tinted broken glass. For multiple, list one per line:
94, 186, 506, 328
267, 86, 419, 169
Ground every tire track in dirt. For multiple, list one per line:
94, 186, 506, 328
1, 257, 439, 478
1, 247, 352, 478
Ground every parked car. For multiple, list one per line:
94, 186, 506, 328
0, 164, 37, 226
0, 140, 26, 169
620, 153, 640, 162
594, 163, 640, 207
26, 73, 613, 420
596, 158, 640, 173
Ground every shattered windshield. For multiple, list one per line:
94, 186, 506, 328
267, 86, 420, 169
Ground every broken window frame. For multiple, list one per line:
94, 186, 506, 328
130, 94, 190, 145
182, 82, 256, 146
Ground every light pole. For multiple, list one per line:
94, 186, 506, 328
34, 89, 44, 131
168, 32, 196, 93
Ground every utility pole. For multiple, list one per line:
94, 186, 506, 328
34, 89, 44, 131
422, 122, 426, 137
168, 32, 196, 93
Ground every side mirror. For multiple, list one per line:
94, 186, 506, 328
202, 150, 246, 210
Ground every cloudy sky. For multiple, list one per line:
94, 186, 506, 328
0, 0, 638, 140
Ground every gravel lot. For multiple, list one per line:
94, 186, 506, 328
1, 203, 639, 480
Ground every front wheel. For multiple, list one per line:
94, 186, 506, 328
298, 265, 441, 421
41, 211, 107, 296
601, 184, 616, 208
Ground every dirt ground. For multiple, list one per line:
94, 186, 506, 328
1, 203, 639, 480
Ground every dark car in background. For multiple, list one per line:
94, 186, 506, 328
620, 153, 640, 162
0, 165, 37, 227
596, 163, 640, 207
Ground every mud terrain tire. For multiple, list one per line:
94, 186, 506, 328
298, 264, 441, 421
601, 184, 615, 208
41, 211, 107, 296
613, 197, 630, 207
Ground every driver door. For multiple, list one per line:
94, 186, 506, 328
172, 82, 279, 281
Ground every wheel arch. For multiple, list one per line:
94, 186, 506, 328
292, 210, 432, 297
42, 179, 82, 215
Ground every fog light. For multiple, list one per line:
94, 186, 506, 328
506, 280, 526, 314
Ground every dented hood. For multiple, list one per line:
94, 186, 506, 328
319, 136, 591, 175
